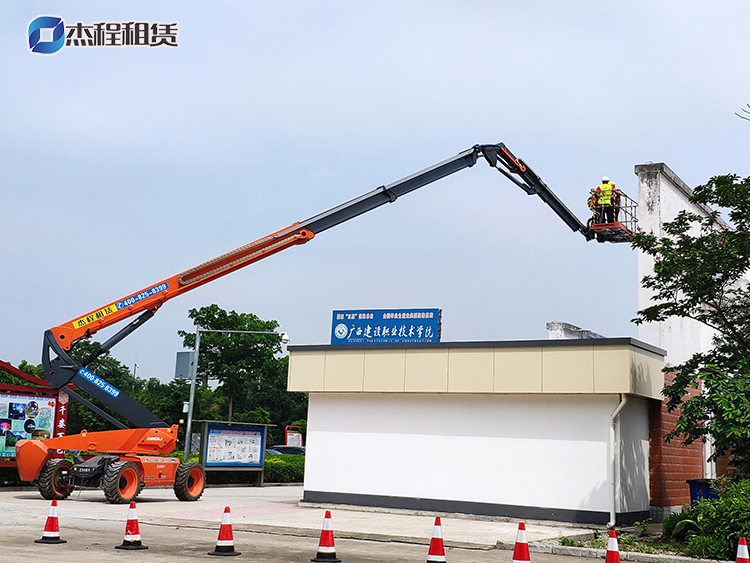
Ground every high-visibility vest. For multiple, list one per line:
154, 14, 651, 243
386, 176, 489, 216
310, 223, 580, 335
597, 183, 613, 205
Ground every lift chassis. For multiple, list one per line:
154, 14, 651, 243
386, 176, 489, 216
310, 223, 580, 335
15, 142, 636, 503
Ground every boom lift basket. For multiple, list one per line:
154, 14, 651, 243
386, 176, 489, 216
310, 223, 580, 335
589, 191, 638, 243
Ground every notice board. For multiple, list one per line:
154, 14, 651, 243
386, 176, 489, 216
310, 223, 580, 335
198, 421, 270, 473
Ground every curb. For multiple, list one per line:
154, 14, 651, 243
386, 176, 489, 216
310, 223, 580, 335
299, 501, 598, 531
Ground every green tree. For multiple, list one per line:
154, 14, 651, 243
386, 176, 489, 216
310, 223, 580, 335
178, 305, 299, 423
632, 173, 750, 476
0, 360, 45, 387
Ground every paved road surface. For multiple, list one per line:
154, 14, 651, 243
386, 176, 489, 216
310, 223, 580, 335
0, 485, 596, 563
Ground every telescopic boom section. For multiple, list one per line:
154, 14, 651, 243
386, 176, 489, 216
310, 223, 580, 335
44, 143, 595, 427
50, 223, 315, 349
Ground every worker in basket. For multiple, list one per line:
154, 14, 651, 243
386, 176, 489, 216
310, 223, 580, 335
587, 188, 600, 226
595, 176, 615, 224
612, 182, 622, 222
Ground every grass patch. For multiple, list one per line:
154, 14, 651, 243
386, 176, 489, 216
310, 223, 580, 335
558, 526, 690, 556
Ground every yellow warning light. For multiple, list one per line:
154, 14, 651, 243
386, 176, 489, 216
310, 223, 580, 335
81, 430, 87, 438
179, 419, 185, 425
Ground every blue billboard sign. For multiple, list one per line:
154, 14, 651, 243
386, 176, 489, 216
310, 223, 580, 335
203, 423, 265, 467
331, 308, 441, 345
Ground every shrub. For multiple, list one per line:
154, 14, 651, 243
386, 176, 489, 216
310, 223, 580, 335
263, 454, 305, 483
662, 511, 694, 539
559, 536, 578, 547
0, 467, 26, 486
673, 479, 750, 560
688, 534, 733, 559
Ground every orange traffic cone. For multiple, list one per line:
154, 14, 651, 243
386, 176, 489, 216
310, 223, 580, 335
208, 506, 241, 557
426, 517, 446, 563
115, 501, 148, 550
311, 510, 341, 562
35, 500, 66, 544
605, 530, 621, 563
737, 537, 749, 563
512, 522, 531, 563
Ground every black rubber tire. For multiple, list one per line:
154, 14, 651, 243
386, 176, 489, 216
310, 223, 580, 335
103, 461, 141, 504
38, 458, 73, 500
134, 479, 145, 499
173, 462, 206, 501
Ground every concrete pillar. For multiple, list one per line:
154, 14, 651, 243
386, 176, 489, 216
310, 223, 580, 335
634, 163, 716, 366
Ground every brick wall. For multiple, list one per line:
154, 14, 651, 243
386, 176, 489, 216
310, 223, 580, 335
649, 372, 704, 516
715, 453, 732, 477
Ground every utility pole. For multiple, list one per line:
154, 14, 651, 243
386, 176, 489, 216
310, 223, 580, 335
182, 328, 288, 462
183, 327, 201, 461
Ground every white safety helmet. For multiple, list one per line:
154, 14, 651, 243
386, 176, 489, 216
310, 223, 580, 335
602, 176, 610, 183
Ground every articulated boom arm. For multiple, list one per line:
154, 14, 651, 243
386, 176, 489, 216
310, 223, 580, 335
43, 143, 592, 428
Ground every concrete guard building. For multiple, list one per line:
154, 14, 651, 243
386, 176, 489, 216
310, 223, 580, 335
287, 338, 665, 525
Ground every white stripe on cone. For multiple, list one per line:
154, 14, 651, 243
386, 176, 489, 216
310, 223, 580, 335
431, 524, 443, 539
216, 539, 235, 546
608, 534, 619, 552
516, 528, 527, 544
221, 512, 232, 526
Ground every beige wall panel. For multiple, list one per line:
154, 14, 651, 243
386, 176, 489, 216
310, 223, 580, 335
290, 343, 662, 396
364, 350, 406, 392
494, 348, 543, 392
593, 346, 630, 393
542, 347, 594, 393
405, 350, 449, 392
630, 348, 665, 400
448, 349, 493, 392
288, 351, 326, 391
324, 351, 365, 391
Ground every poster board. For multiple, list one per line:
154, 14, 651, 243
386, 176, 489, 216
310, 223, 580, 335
198, 421, 270, 473
286, 431, 303, 447
0, 393, 58, 458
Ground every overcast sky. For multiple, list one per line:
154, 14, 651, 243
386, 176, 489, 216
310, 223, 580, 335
2, 1, 749, 382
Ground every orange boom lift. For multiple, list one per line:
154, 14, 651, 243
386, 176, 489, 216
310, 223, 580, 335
15, 143, 637, 503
